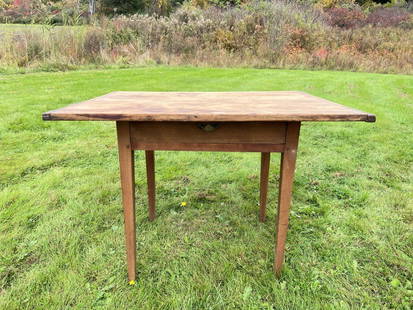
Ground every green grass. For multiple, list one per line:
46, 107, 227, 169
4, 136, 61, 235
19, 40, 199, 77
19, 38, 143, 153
0, 67, 412, 309
0, 23, 83, 30
0, 23, 48, 30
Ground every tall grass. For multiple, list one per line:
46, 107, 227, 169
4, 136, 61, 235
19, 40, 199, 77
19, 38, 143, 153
0, 1, 412, 74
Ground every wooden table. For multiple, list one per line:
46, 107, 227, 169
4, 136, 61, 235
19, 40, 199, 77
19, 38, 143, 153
43, 91, 375, 281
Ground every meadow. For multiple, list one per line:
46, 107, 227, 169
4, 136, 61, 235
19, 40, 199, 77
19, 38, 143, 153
0, 67, 412, 309
1, 1, 412, 74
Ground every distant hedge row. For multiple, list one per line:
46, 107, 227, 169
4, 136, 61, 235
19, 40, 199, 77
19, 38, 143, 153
1, 1, 412, 74
0, 0, 411, 24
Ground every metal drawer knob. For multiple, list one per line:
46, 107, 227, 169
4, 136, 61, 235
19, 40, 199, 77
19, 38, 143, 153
197, 123, 220, 132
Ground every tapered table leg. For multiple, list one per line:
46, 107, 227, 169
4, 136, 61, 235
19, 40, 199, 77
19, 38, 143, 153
259, 152, 271, 222
274, 122, 301, 276
145, 150, 156, 221
116, 121, 136, 282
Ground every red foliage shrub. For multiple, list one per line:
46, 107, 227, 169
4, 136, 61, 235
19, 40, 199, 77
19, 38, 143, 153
12, 0, 30, 10
366, 8, 411, 27
313, 47, 329, 60
325, 8, 366, 29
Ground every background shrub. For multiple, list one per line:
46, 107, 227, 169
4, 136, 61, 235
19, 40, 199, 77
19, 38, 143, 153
82, 27, 106, 62
366, 7, 412, 27
0, 0, 412, 74
325, 7, 366, 28
0, 0, 88, 25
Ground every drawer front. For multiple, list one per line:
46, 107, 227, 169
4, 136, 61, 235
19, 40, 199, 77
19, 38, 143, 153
130, 122, 287, 152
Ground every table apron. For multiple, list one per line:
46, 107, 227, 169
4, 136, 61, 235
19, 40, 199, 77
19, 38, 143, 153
129, 121, 287, 152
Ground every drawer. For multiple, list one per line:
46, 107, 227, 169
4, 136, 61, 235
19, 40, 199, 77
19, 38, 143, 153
129, 121, 287, 152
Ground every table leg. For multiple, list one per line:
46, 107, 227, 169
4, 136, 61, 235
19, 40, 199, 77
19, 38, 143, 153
274, 122, 301, 276
116, 122, 136, 282
145, 150, 156, 221
259, 152, 271, 222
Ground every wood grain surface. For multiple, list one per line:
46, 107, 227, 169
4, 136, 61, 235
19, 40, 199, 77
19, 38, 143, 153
42, 91, 376, 122
129, 121, 286, 152
145, 150, 156, 221
274, 122, 301, 276
259, 152, 271, 222
116, 122, 136, 281
130, 122, 287, 145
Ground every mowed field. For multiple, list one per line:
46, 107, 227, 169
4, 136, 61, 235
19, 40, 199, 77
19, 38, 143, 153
0, 67, 412, 309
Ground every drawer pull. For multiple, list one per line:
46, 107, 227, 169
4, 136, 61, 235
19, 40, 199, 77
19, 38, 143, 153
197, 123, 220, 132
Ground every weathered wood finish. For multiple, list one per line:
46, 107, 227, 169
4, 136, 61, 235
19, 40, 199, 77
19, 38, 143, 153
116, 122, 136, 281
274, 122, 301, 276
131, 122, 287, 144
130, 142, 285, 153
130, 121, 287, 152
42, 91, 376, 122
43, 91, 376, 281
145, 150, 156, 221
259, 152, 271, 222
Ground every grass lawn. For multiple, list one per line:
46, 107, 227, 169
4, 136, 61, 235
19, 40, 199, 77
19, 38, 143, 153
0, 67, 412, 309
0, 23, 83, 30
0, 23, 49, 30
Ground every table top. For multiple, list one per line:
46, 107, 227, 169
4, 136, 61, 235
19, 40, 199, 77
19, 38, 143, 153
42, 91, 375, 122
